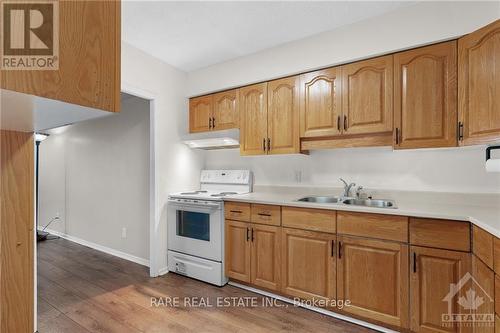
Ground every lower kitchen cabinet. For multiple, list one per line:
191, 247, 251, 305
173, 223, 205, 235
337, 236, 409, 329
281, 228, 336, 303
225, 220, 251, 282
225, 220, 281, 291
410, 246, 472, 333
251, 224, 281, 291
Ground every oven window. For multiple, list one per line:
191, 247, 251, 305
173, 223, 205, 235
176, 210, 210, 241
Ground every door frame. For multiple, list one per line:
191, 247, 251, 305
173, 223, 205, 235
121, 83, 159, 277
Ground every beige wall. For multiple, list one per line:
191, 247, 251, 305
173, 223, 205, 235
39, 96, 151, 261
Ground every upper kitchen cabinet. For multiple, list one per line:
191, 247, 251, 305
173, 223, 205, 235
299, 67, 342, 138
189, 95, 213, 133
239, 83, 268, 155
212, 89, 238, 130
240, 78, 301, 155
1, 1, 121, 113
189, 89, 239, 133
458, 19, 500, 146
267, 76, 300, 154
341, 55, 393, 136
394, 41, 458, 149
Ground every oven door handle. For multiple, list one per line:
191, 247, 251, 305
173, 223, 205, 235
167, 200, 222, 210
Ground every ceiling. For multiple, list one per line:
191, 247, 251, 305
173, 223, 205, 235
122, 1, 414, 72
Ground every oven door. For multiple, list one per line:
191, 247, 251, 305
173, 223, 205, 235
167, 200, 223, 262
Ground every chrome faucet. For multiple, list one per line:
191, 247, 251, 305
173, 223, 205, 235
339, 178, 356, 198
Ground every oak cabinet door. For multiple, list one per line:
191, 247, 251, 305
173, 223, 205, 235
410, 246, 472, 333
213, 89, 238, 131
471, 256, 495, 333
459, 19, 500, 146
394, 41, 458, 149
239, 83, 268, 155
341, 55, 393, 136
337, 236, 409, 329
300, 67, 342, 138
281, 228, 336, 302
0, 1, 121, 113
225, 220, 251, 282
250, 224, 281, 291
189, 95, 212, 133
267, 76, 300, 154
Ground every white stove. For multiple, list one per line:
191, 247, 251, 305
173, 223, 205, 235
167, 170, 252, 286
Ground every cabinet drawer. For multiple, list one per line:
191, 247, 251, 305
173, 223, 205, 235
225, 201, 250, 222
251, 204, 281, 226
282, 207, 336, 233
409, 218, 470, 252
337, 211, 408, 242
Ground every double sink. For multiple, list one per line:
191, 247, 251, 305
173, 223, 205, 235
297, 196, 396, 209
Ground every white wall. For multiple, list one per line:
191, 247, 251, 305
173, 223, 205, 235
40, 43, 205, 269
121, 42, 205, 272
187, 1, 500, 96
205, 146, 500, 194
39, 96, 150, 260
192, 1, 500, 194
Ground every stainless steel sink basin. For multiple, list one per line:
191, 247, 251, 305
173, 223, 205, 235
297, 196, 341, 203
342, 198, 396, 208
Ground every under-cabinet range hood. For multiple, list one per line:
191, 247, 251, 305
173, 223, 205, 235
182, 129, 239, 150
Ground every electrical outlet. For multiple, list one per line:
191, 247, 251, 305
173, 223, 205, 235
121, 227, 127, 239
55, 212, 60, 219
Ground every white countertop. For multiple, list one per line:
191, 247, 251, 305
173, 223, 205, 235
224, 186, 500, 238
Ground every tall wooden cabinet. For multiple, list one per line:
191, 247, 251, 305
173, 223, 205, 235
239, 79, 300, 155
299, 67, 342, 138
337, 236, 409, 328
458, 19, 500, 146
281, 228, 336, 302
410, 246, 471, 333
1, 1, 121, 113
394, 41, 458, 149
341, 55, 394, 136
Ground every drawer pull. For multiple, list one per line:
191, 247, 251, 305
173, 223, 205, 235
413, 252, 417, 273
257, 212, 272, 217
338, 241, 343, 259
251, 228, 254, 242
230, 210, 243, 214
331, 240, 335, 257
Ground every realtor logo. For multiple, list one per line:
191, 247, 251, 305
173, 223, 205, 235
441, 272, 494, 327
1, 0, 59, 70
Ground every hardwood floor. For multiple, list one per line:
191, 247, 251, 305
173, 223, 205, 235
38, 238, 376, 333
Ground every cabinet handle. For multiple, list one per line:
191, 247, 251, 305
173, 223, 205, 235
337, 116, 341, 131
267, 138, 271, 152
331, 240, 335, 257
458, 122, 464, 141
343, 115, 348, 131
230, 210, 242, 214
257, 212, 271, 217
395, 128, 399, 145
246, 228, 250, 242
212, 117, 215, 129
209, 118, 212, 129
338, 241, 343, 259
263, 138, 266, 152
413, 252, 417, 273
251, 228, 254, 242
